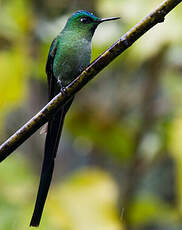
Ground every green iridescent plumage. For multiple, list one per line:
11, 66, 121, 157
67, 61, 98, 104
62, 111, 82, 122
51, 11, 101, 86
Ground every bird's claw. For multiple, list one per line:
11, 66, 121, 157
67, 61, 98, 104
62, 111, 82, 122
60, 87, 67, 96
57, 79, 67, 96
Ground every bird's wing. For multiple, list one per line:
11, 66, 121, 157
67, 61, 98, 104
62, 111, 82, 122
46, 38, 58, 100
40, 38, 58, 134
30, 38, 73, 227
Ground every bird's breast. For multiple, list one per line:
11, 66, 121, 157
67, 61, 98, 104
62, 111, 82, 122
53, 37, 91, 86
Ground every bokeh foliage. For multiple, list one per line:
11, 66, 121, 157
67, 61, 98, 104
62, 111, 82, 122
0, 0, 182, 229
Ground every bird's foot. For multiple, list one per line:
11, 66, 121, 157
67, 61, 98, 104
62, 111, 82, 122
57, 79, 67, 96
60, 87, 67, 96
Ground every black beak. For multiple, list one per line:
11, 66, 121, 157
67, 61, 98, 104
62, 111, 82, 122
99, 17, 120, 23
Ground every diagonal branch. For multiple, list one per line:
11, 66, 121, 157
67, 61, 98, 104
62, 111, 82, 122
0, 0, 181, 162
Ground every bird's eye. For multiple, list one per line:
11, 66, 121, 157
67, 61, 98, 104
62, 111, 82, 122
80, 17, 91, 23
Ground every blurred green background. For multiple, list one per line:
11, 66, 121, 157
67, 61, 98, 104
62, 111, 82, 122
0, 0, 182, 229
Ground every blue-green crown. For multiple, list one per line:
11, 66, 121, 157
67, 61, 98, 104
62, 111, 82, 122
69, 10, 100, 22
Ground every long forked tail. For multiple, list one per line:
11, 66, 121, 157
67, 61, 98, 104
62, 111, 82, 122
30, 98, 73, 227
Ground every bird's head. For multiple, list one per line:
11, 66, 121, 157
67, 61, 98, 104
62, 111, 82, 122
63, 10, 120, 39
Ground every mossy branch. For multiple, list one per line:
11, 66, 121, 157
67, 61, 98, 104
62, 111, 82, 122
0, 0, 181, 162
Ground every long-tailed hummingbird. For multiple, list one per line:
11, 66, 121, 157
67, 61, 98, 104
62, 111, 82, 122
30, 10, 120, 227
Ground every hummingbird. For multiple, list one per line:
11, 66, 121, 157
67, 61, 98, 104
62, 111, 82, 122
30, 10, 120, 227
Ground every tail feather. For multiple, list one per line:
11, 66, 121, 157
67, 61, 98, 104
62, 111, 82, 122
30, 98, 73, 227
